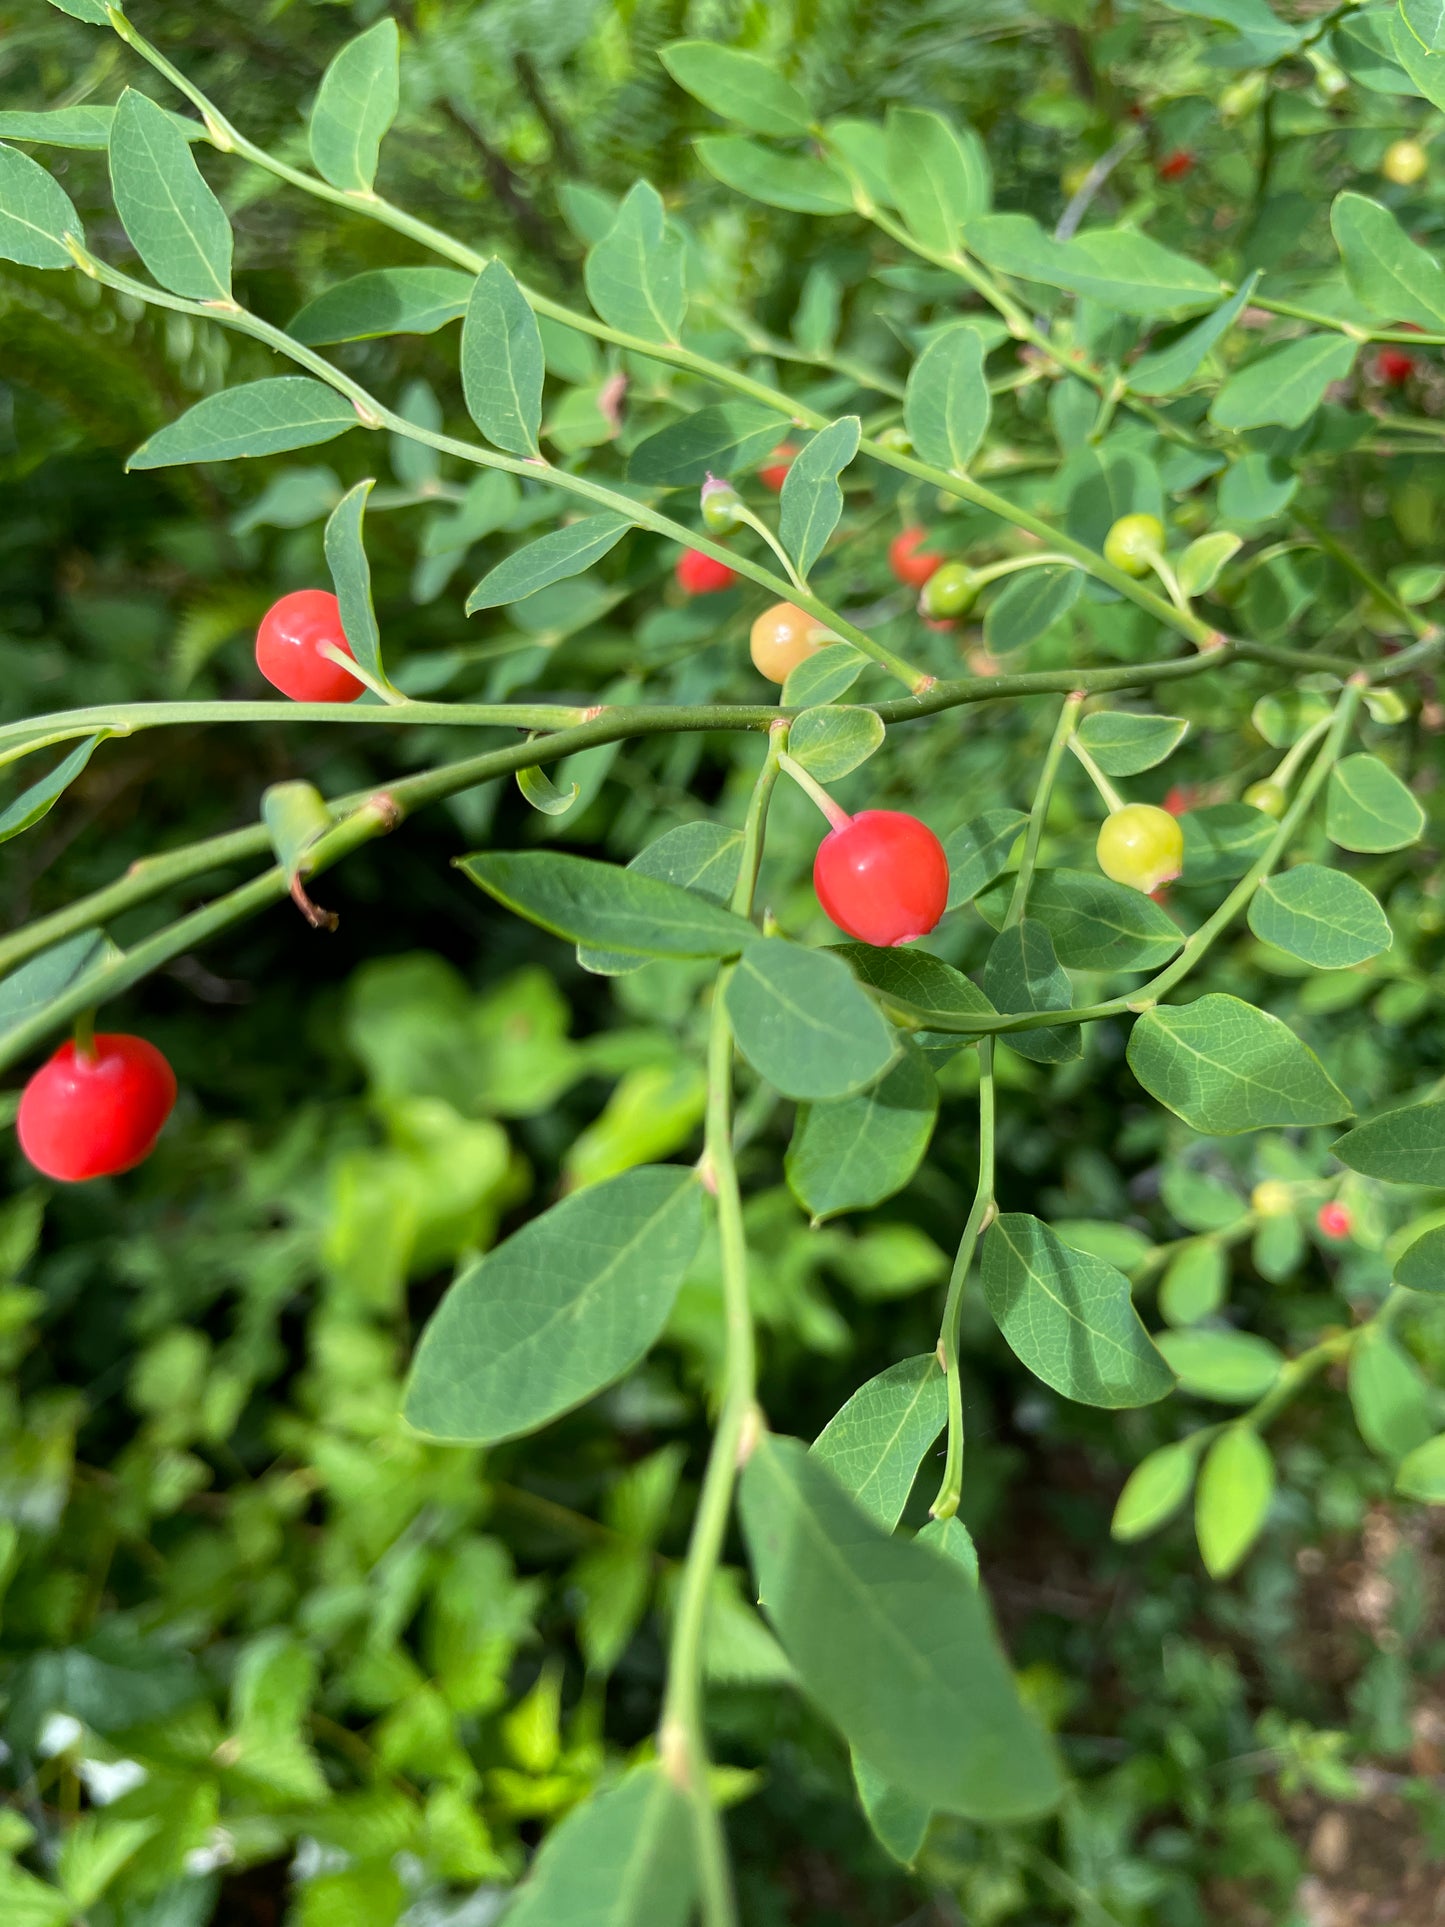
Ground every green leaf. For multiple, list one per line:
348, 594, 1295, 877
465, 514, 630, 611
1195, 1426, 1274, 1578
1395, 1225, 1445, 1293
1335, 1100, 1445, 1185
788, 705, 884, 782
0, 106, 205, 150
45, 0, 112, 20
578, 822, 744, 976
725, 939, 898, 1101
324, 479, 385, 683
787, 1045, 938, 1222
810, 1354, 947, 1528
461, 261, 544, 459
969, 213, 1225, 316
288, 267, 474, 344
982, 919, 1081, 1064
1248, 864, 1392, 968
500, 1765, 695, 1927
517, 763, 580, 817
1076, 711, 1189, 776
1331, 191, 1445, 330
460, 849, 756, 959
1402, 0, 1445, 52
1159, 0, 1302, 58
1325, 753, 1426, 853
1210, 334, 1358, 431
884, 106, 990, 254
1177, 531, 1242, 597
127, 378, 359, 470
1154, 1328, 1283, 1403
1181, 803, 1274, 884
779, 416, 860, 578
57, 1816, 160, 1910
853, 1754, 931, 1868
945, 810, 1027, 906
976, 869, 1183, 973
832, 942, 995, 1032
260, 781, 333, 882
903, 324, 990, 471
0, 139, 84, 269
660, 41, 813, 137
1127, 994, 1351, 1134
1395, 1433, 1445, 1502
309, 18, 399, 193
404, 1166, 704, 1444
695, 135, 853, 214
0, 735, 104, 844
781, 644, 865, 707
585, 182, 686, 343
1111, 1440, 1198, 1542
629, 401, 790, 487
109, 89, 231, 300
1159, 1240, 1227, 1327
1128, 273, 1260, 395
1391, 5, 1445, 100
981, 1213, 1175, 1408
0, 933, 109, 1044
739, 1434, 1062, 1819
1349, 1328, 1435, 1461
983, 565, 1083, 654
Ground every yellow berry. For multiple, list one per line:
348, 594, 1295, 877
1103, 513, 1165, 577
1095, 803, 1185, 894
749, 602, 834, 684
1251, 1180, 1293, 1218
1383, 138, 1428, 186
1243, 780, 1287, 817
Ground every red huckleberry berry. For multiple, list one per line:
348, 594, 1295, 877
889, 527, 943, 589
1317, 1201, 1352, 1240
676, 548, 738, 595
1375, 348, 1415, 387
1162, 784, 1197, 816
256, 590, 364, 704
18, 1034, 177, 1182
758, 443, 798, 492
1157, 149, 1195, 182
814, 810, 951, 947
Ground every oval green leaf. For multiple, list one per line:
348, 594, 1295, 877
1325, 753, 1425, 853
308, 18, 400, 194
726, 939, 897, 1101
462, 260, 544, 459
127, 378, 360, 470
1248, 864, 1392, 968
1154, 1328, 1283, 1403
810, 1354, 947, 1529
109, 88, 231, 300
1195, 1425, 1274, 1578
460, 849, 756, 958
903, 324, 989, 472
787, 1045, 938, 1222
465, 514, 630, 612
0, 138, 84, 269
1127, 994, 1351, 1134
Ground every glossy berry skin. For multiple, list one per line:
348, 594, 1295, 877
1382, 138, 1427, 186
1375, 347, 1415, 387
1243, 779, 1287, 817
889, 527, 943, 589
920, 561, 978, 620
1317, 1201, 1352, 1240
1103, 514, 1165, 577
676, 548, 738, 595
749, 602, 832, 683
18, 1035, 177, 1183
814, 811, 950, 947
256, 590, 363, 704
758, 443, 798, 492
1157, 149, 1195, 182
1096, 803, 1184, 894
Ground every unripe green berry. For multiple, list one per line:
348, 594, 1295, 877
1095, 803, 1184, 894
1243, 780, 1287, 817
920, 561, 977, 619
700, 474, 745, 535
1103, 513, 1165, 577
877, 425, 912, 454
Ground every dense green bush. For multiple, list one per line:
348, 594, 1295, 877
3, 1, 1445, 1921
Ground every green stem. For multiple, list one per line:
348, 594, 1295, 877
931, 1039, 995, 1520
1068, 736, 1127, 815
1005, 692, 1085, 927
660, 726, 783, 1927
732, 506, 807, 595
316, 643, 406, 706
776, 752, 849, 830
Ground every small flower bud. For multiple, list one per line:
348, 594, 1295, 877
700, 473, 744, 534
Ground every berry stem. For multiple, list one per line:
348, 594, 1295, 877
1268, 712, 1333, 791
968, 553, 1080, 589
731, 505, 809, 595
777, 752, 851, 831
1004, 693, 1085, 928
72, 1009, 96, 1061
1068, 737, 1128, 816
316, 643, 408, 706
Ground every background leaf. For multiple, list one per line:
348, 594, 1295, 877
462, 261, 544, 459
1195, 1427, 1274, 1578
660, 42, 813, 137
787, 1045, 938, 1222
308, 19, 400, 193
500, 1766, 695, 1927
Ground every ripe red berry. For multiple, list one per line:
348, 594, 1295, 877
256, 590, 364, 704
18, 1034, 177, 1182
1158, 149, 1195, 182
1375, 347, 1415, 386
889, 527, 943, 589
1162, 784, 1197, 817
758, 443, 798, 492
1317, 1201, 1352, 1240
676, 548, 738, 595
814, 810, 950, 947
